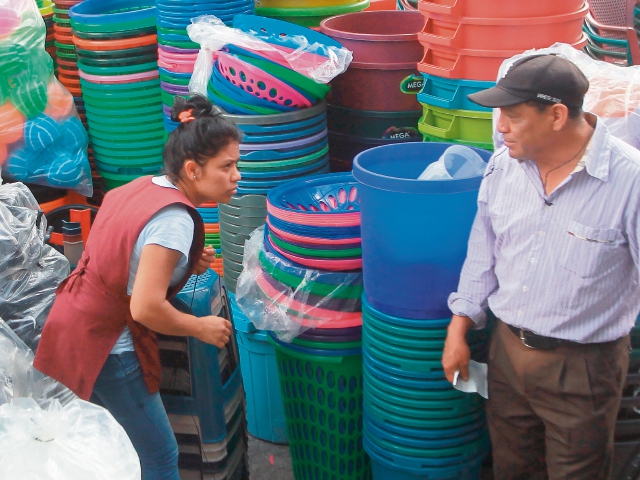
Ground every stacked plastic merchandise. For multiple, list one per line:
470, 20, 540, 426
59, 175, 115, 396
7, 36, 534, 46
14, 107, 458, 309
254, 0, 370, 28
69, 0, 165, 190
320, 10, 424, 172
160, 269, 248, 480
40, 0, 56, 70
1, 0, 92, 197
237, 173, 370, 480
52, 0, 82, 109
350, 142, 492, 480
198, 202, 224, 276
157, 0, 254, 131
416, 0, 588, 150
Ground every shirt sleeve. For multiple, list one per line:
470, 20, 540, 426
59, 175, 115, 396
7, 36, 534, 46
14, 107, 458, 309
447, 158, 500, 328
140, 204, 195, 260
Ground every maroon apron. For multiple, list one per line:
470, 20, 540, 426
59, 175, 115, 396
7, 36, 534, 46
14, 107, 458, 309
34, 176, 204, 400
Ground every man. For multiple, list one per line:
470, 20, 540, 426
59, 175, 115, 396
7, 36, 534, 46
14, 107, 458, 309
442, 54, 640, 479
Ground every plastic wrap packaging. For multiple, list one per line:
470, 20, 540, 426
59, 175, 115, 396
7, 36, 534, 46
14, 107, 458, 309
187, 15, 353, 97
0, 397, 141, 480
0, 0, 92, 196
493, 43, 640, 150
0, 316, 75, 408
0, 181, 70, 350
236, 226, 363, 342
0, 183, 47, 281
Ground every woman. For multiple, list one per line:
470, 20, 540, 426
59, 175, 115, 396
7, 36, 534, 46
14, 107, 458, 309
34, 95, 242, 479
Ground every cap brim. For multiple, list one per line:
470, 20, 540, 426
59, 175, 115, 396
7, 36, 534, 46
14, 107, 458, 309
467, 86, 530, 108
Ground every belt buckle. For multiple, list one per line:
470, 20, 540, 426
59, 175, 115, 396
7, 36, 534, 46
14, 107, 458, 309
518, 329, 536, 349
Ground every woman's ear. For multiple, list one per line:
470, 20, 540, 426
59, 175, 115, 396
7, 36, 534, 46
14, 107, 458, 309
183, 159, 199, 180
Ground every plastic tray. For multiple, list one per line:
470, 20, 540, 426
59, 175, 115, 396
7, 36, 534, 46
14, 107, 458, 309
266, 214, 361, 241
417, 74, 493, 112
240, 138, 328, 162
268, 231, 361, 259
266, 235, 362, 270
418, 102, 492, 143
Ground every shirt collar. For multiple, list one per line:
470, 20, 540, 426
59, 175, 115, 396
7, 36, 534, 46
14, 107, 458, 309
579, 113, 611, 182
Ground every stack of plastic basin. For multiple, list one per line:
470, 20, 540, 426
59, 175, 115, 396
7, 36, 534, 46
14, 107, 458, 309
320, 11, 424, 172
228, 291, 288, 444
255, 0, 370, 28
69, 0, 165, 190
52, 0, 82, 101
157, 0, 254, 132
613, 316, 640, 479
244, 172, 370, 480
198, 201, 224, 277
201, 16, 332, 117
416, 0, 588, 150
41, 0, 56, 72
352, 142, 493, 480
161, 269, 249, 480
220, 194, 267, 294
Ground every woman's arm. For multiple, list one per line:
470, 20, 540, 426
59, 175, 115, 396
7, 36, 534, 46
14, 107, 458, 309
130, 244, 231, 347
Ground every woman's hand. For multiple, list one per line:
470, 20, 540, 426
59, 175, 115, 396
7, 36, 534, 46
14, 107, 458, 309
195, 316, 233, 348
193, 246, 216, 275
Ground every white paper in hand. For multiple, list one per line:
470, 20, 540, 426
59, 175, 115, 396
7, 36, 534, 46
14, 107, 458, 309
453, 360, 488, 399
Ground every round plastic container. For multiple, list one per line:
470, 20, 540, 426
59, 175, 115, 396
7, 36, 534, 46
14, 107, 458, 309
418, 3, 587, 51
268, 332, 370, 480
352, 142, 491, 319
418, 103, 492, 145
417, 0, 584, 18
255, 0, 370, 28
328, 105, 421, 140
320, 10, 425, 64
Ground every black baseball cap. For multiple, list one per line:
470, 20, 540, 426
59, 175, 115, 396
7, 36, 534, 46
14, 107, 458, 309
467, 54, 589, 109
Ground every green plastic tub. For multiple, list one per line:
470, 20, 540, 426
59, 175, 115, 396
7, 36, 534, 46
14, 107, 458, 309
418, 103, 492, 145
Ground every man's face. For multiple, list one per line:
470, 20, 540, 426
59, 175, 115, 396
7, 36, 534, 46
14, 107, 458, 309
496, 103, 554, 161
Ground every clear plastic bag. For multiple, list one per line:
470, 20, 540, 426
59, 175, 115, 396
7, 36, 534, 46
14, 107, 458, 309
0, 316, 75, 408
418, 145, 487, 180
187, 15, 352, 97
0, 0, 92, 196
235, 226, 363, 342
0, 397, 141, 480
493, 43, 640, 150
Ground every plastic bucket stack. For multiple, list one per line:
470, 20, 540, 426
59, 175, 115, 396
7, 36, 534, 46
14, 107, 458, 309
320, 11, 424, 172
255, 0, 370, 28
351, 142, 493, 480
157, 0, 254, 131
613, 317, 640, 479
41, 0, 56, 72
69, 0, 165, 190
228, 291, 288, 444
198, 201, 224, 277
52, 0, 82, 101
416, 0, 589, 149
255, 172, 369, 480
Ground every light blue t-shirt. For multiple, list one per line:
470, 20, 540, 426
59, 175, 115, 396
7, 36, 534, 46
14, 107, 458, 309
110, 176, 194, 354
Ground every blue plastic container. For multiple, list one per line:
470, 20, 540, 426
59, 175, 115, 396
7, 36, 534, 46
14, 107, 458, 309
236, 328, 288, 444
353, 142, 492, 319
417, 75, 495, 113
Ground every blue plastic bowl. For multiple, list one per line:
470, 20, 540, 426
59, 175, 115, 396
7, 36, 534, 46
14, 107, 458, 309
353, 142, 492, 320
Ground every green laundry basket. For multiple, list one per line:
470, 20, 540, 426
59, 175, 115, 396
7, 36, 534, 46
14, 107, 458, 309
269, 333, 371, 480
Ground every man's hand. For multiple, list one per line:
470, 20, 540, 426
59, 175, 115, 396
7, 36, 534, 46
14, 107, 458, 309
442, 315, 475, 383
193, 246, 216, 275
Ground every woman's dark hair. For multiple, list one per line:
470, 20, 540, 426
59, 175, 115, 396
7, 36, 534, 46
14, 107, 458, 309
163, 94, 242, 181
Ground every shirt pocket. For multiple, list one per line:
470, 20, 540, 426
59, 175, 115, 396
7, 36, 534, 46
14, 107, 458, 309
561, 220, 624, 279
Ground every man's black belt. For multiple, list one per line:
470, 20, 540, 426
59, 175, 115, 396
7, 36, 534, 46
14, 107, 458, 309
507, 323, 580, 350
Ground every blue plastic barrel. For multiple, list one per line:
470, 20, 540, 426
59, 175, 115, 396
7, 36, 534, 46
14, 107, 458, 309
353, 142, 492, 319
236, 329, 288, 444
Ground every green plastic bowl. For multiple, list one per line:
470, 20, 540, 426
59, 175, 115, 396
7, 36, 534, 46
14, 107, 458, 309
256, 0, 370, 27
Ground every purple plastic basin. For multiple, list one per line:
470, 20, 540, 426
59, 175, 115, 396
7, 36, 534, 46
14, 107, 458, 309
161, 81, 190, 94
320, 10, 425, 64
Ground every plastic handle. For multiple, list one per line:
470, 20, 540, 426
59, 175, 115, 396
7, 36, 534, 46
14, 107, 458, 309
419, 106, 459, 138
419, 79, 461, 110
418, 49, 462, 78
419, 17, 461, 48
399, 74, 424, 95
419, 0, 459, 15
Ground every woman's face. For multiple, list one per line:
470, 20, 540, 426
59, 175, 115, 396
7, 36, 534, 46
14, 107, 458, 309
196, 141, 241, 204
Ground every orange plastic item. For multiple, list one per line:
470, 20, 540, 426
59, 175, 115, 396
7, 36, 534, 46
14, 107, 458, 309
365, 0, 397, 9
72, 34, 157, 51
0, 143, 7, 165
419, 3, 588, 50
204, 225, 220, 234
417, 0, 585, 18
45, 80, 74, 119
418, 32, 587, 80
0, 102, 25, 145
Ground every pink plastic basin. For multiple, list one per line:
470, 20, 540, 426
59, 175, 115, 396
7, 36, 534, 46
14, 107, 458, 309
417, 0, 585, 18
419, 3, 588, 50
320, 10, 425, 64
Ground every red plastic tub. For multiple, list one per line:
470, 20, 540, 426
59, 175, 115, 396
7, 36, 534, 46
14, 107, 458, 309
365, 0, 396, 10
418, 33, 588, 81
328, 62, 422, 111
419, 3, 588, 50
417, 0, 585, 18
320, 10, 425, 64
